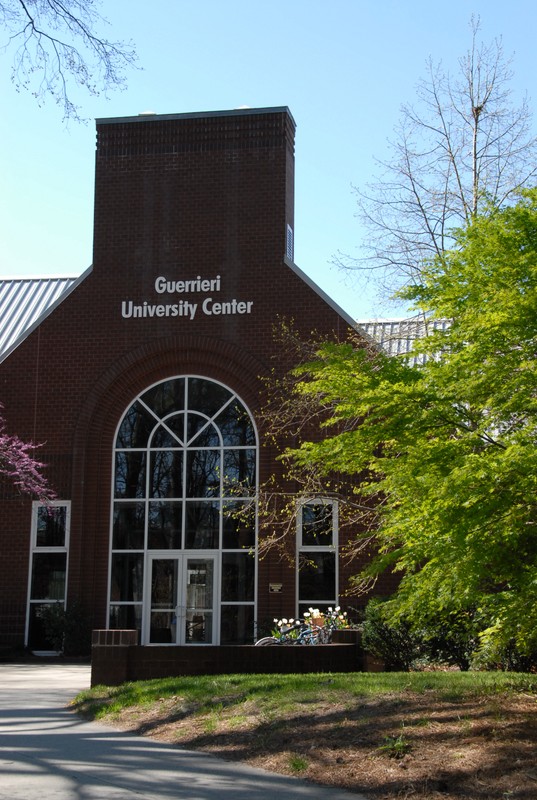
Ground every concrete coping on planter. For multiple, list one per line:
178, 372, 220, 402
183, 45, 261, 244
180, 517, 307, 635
92, 629, 138, 647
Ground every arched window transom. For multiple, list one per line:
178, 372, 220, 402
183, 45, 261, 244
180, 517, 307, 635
109, 376, 257, 645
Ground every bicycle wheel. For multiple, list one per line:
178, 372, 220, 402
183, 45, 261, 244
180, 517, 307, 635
254, 636, 280, 646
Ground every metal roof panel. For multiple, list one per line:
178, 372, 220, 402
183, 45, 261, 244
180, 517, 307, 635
357, 317, 450, 364
0, 271, 90, 363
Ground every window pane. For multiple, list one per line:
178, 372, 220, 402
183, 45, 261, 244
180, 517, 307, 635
113, 503, 145, 549
215, 400, 256, 446
301, 503, 333, 546
36, 506, 66, 547
222, 449, 256, 495
151, 559, 178, 608
110, 554, 144, 601
109, 604, 142, 634
186, 559, 214, 609
298, 552, 335, 601
115, 451, 147, 498
141, 378, 185, 419
298, 603, 335, 619
116, 401, 156, 448
222, 500, 255, 549
30, 553, 66, 599
150, 611, 175, 643
186, 450, 220, 497
187, 378, 232, 416
148, 501, 182, 549
187, 415, 220, 446
222, 553, 255, 601
150, 451, 183, 498
27, 603, 63, 650
151, 416, 184, 447
185, 501, 219, 548
186, 610, 212, 643
220, 605, 254, 644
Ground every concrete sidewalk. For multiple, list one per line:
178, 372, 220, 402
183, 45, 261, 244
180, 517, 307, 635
0, 662, 367, 799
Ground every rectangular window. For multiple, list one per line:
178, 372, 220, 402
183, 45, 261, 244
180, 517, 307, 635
220, 503, 256, 643
26, 502, 70, 651
297, 499, 337, 618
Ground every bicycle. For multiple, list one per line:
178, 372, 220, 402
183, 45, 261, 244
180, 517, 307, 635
255, 618, 323, 646
316, 609, 343, 644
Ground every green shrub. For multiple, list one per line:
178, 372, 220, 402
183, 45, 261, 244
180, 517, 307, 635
38, 601, 91, 656
472, 638, 537, 672
362, 599, 537, 672
362, 599, 423, 671
420, 609, 480, 671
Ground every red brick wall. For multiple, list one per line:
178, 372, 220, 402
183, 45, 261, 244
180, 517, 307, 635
0, 108, 374, 648
91, 636, 364, 687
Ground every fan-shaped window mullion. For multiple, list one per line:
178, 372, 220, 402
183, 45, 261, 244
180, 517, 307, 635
152, 412, 185, 448
186, 414, 223, 448
186, 392, 237, 447
138, 397, 166, 425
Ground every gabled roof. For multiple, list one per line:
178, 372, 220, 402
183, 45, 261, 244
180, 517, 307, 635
0, 262, 359, 366
283, 256, 360, 330
0, 270, 91, 363
0, 271, 447, 367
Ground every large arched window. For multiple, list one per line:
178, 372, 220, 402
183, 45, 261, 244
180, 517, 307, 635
109, 376, 257, 645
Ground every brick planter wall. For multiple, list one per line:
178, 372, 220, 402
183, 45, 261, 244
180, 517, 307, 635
91, 629, 365, 686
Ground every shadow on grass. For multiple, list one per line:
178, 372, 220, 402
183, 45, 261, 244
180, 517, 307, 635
78, 690, 537, 800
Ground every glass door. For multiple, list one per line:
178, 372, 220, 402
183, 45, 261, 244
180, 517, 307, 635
184, 558, 214, 644
144, 554, 216, 645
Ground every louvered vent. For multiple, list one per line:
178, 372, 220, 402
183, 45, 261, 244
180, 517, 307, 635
286, 224, 294, 260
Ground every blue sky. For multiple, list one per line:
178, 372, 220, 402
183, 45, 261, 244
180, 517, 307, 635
1, 0, 536, 319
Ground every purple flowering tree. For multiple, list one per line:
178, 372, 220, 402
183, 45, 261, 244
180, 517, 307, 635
0, 408, 54, 503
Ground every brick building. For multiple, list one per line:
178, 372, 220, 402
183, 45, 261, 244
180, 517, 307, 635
0, 107, 390, 652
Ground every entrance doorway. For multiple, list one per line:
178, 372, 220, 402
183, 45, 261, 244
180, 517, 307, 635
144, 554, 217, 645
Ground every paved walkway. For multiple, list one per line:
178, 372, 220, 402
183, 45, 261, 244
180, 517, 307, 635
0, 662, 367, 799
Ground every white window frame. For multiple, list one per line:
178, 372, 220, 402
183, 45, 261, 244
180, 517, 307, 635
296, 498, 338, 615
143, 551, 220, 645
25, 500, 71, 648
297, 497, 338, 550
108, 375, 259, 645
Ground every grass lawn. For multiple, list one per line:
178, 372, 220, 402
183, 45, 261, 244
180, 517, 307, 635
74, 671, 537, 800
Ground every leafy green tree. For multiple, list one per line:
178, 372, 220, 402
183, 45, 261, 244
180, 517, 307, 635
280, 189, 537, 661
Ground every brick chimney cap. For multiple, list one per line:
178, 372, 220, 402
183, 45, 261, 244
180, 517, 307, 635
96, 106, 295, 127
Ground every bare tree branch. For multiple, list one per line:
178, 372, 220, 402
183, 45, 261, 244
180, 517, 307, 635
0, 0, 137, 120
345, 16, 537, 301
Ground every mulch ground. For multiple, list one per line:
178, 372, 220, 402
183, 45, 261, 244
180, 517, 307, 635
101, 690, 537, 799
